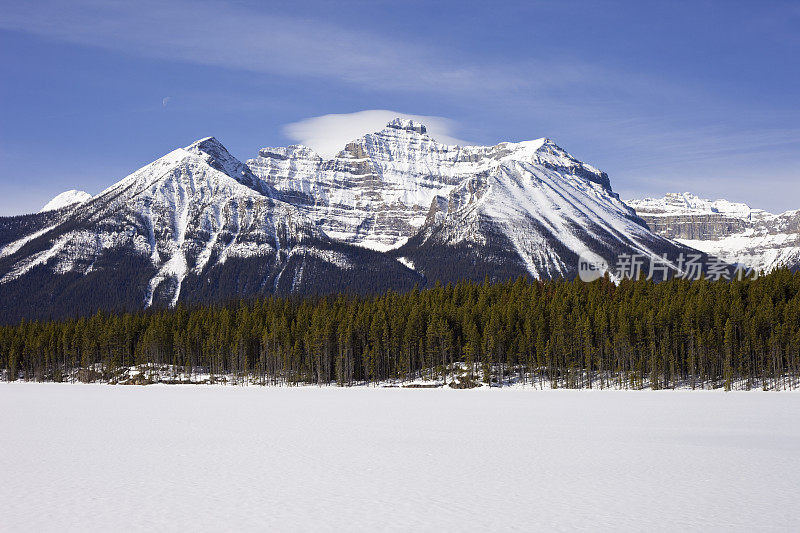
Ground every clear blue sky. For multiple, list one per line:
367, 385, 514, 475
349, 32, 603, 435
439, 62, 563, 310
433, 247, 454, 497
1, 0, 798, 214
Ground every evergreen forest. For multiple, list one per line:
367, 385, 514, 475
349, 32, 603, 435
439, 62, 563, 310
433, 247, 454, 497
3, 270, 800, 390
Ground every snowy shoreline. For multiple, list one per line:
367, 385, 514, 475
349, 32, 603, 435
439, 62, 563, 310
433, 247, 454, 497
4, 380, 800, 392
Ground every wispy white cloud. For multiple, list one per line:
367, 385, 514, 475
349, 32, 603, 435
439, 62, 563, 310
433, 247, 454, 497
283, 110, 471, 159
0, 0, 686, 101
0, 0, 527, 95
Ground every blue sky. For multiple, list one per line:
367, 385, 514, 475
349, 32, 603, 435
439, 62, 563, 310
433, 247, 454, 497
1, 0, 798, 214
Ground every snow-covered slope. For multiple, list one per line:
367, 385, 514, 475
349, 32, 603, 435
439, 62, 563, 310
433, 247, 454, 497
39, 190, 92, 212
627, 192, 757, 219
395, 149, 698, 282
629, 193, 800, 272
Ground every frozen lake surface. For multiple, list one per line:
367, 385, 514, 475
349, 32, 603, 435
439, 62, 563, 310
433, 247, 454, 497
1, 384, 799, 531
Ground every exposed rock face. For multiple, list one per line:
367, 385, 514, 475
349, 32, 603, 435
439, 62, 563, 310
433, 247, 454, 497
638, 214, 749, 240
250, 119, 470, 251
629, 192, 800, 272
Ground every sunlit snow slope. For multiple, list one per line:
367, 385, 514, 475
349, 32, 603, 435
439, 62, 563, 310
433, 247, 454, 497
39, 190, 92, 212
251, 118, 698, 281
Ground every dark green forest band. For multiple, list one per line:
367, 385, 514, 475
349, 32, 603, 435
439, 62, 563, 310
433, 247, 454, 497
3, 269, 799, 390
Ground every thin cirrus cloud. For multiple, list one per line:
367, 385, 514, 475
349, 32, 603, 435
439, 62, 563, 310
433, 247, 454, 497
0, 0, 525, 95
0, 0, 730, 123
283, 110, 472, 159
0, 0, 677, 104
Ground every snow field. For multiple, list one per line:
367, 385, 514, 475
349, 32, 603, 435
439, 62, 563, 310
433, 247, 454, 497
1, 384, 799, 532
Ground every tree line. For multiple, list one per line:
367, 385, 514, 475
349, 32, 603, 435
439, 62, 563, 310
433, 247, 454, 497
2, 269, 800, 390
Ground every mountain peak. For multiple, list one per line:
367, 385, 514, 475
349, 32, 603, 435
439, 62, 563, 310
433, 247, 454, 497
40, 189, 92, 212
385, 118, 427, 134
184, 136, 227, 155
181, 136, 254, 183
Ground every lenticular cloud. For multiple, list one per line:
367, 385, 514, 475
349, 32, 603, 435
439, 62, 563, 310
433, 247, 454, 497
283, 110, 470, 158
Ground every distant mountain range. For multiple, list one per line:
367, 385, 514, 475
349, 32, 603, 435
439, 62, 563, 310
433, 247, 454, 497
628, 192, 800, 274
0, 119, 794, 322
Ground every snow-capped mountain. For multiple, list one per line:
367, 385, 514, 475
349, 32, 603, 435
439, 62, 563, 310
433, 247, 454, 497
252, 119, 698, 281
40, 190, 93, 212
249, 119, 619, 252
627, 192, 757, 220
629, 192, 800, 272
249, 118, 475, 251
0, 120, 711, 322
0, 136, 420, 322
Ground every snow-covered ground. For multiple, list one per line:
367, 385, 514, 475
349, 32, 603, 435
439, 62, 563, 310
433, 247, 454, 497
1, 384, 798, 531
